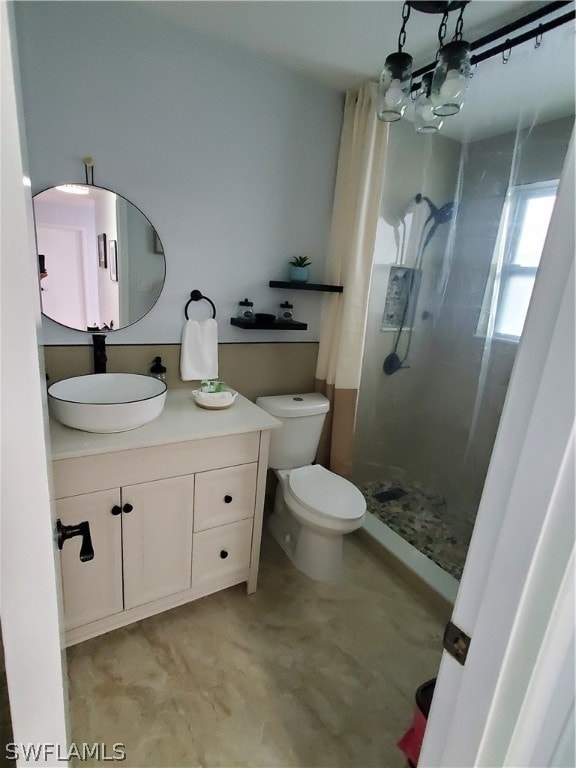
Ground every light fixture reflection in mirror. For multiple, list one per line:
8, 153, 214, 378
33, 185, 166, 332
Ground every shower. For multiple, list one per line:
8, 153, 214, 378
353, 46, 573, 598
383, 193, 455, 376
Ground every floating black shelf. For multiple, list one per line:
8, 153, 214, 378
230, 317, 307, 331
269, 280, 343, 293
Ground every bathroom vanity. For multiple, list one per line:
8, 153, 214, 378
50, 390, 279, 646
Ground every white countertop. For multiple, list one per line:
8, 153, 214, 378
49, 389, 280, 460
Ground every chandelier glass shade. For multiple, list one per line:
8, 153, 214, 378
431, 40, 471, 116
377, 51, 414, 122
414, 73, 444, 133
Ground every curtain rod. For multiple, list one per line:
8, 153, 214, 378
410, 2, 575, 89
470, 10, 575, 66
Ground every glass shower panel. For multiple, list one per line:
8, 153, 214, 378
352, 28, 574, 583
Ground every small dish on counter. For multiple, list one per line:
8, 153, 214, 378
192, 388, 238, 410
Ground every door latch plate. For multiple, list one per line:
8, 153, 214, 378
443, 620, 471, 666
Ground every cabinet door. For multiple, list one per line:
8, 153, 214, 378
194, 463, 257, 531
122, 475, 194, 610
57, 490, 123, 630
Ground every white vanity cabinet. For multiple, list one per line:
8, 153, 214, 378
50, 392, 278, 646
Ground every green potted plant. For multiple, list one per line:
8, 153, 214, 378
288, 255, 311, 283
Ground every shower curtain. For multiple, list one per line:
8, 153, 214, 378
315, 82, 388, 477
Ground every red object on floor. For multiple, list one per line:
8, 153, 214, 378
397, 678, 436, 767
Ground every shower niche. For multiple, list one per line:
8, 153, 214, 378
381, 266, 422, 331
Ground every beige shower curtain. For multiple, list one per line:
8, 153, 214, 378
315, 82, 389, 477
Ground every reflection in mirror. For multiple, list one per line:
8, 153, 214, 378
33, 185, 166, 331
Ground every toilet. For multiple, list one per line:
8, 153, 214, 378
256, 393, 366, 581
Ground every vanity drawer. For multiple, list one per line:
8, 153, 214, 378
192, 518, 253, 591
194, 463, 258, 532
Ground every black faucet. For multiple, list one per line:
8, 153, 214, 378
92, 333, 107, 374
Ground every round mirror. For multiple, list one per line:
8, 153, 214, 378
33, 184, 166, 332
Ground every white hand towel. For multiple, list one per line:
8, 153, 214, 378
180, 318, 219, 381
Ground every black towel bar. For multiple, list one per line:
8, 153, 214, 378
184, 290, 216, 320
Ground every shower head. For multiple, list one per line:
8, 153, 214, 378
436, 201, 457, 224
422, 202, 457, 252
415, 194, 456, 226
414, 194, 457, 256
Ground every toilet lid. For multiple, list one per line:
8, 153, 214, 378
287, 465, 366, 520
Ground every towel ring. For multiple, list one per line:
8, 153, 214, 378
184, 290, 216, 320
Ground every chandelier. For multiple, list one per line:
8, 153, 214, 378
376, 0, 575, 133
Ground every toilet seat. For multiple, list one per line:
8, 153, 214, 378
287, 465, 366, 521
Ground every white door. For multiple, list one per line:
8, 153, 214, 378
122, 475, 195, 610
420, 133, 575, 766
1, 2, 69, 761
37, 224, 87, 329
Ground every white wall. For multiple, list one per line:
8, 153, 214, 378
14, 1, 343, 345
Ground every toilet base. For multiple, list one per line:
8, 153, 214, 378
268, 485, 344, 582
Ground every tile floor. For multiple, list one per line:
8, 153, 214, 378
357, 479, 475, 580
67, 530, 444, 767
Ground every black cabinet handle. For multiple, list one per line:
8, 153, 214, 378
220, 550, 229, 559
111, 505, 122, 516
224, 495, 233, 504
56, 519, 94, 562
123, 503, 133, 513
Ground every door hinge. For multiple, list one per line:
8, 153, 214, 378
443, 620, 471, 666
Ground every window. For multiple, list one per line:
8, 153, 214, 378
479, 180, 558, 341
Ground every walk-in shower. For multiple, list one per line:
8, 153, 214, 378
352, 25, 574, 598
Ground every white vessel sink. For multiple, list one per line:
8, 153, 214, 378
48, 373, 167, 433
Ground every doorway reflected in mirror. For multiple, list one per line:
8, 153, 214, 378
33, 185, 166, 332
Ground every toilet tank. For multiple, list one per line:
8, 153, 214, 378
255, 393, 330, 469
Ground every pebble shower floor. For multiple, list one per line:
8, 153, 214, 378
357, 479, 476, 580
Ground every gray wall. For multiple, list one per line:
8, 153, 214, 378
15, 1, 343, 345
354, 116, 574, 523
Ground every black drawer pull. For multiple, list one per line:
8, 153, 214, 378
123, 503, 133, 513
220, 550, 229, 559
224, 495, 233, 504
111, 505, 122, 516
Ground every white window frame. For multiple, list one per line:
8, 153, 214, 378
477, 179, 559, 342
